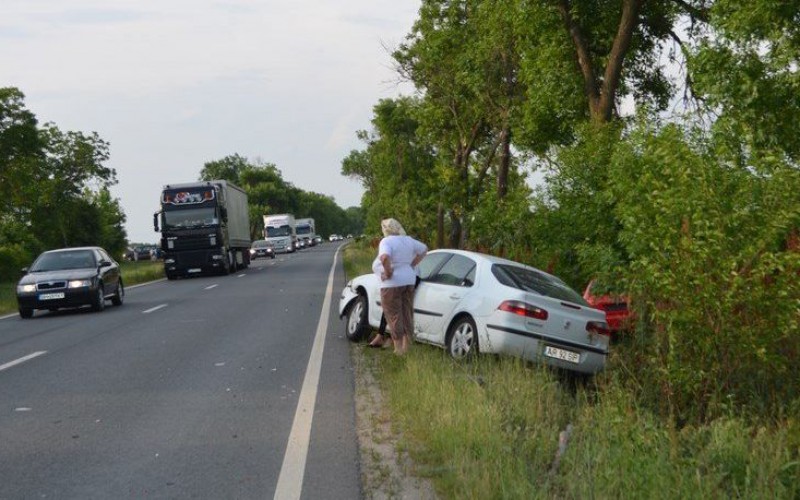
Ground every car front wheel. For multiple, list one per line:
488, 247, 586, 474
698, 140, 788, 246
19, 307, 33, 319
92, 285, 105, 312
447, 316, 478, 359
112, 280, 124, 306
345, 294, 370, 342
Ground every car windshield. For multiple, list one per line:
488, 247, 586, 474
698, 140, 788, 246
31, 250, 96, 272
296, 225, 311, 235
492, 264, 588, 305
163, 208, 218, 229
266, 225, 291, 237
251, 241, 271, 248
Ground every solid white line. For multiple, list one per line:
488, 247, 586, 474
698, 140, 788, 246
142, 304, 168, 314
0, 351, 47, 372
273, 246, 341, 500
0, 313, 16, 321
205, 284, 219, 290
127, 278, 167, 289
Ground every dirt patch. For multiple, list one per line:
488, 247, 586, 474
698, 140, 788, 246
352, 344, 437, 500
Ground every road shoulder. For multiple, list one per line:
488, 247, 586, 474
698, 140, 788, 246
352, 343, 437, 499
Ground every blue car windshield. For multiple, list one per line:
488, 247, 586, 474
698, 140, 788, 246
31, 250, 96, 272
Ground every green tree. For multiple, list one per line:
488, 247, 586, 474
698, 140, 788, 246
342, 97, 438, 244
0, 87, 45, 217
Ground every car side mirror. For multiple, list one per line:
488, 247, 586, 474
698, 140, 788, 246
153, 212, 160, 232
99, 261, 112, 268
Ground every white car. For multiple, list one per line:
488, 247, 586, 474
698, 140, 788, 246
338, 249, 611, 374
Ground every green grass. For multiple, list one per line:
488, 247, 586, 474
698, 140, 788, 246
0, 260, 165, 315
119, 260, 165, 285
345, 242, 800, 499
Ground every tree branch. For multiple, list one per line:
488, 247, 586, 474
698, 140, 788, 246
557, 0, 600, 112
599, 0, 642, 122
669, 0, 710, 23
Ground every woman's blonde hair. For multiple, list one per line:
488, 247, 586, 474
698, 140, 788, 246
381, 218, 406, 236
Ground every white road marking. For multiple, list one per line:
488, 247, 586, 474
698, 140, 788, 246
205, 284, 219, 290
0, 313, 16, 320
142, 304, 168, 314
0, 351, 48, 372
127, 278, 167, 289
237, 274, 246, 278
273, 246, 341, 500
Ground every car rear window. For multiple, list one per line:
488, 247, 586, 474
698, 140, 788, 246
491, 264, 587, 305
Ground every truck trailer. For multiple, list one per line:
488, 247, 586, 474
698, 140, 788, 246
154, 180, 251, 279
263, 214, 297, 253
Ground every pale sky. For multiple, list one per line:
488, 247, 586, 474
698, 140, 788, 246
2, 0, 420, 243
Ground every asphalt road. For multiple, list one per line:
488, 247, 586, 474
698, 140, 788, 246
0, 243, 360, 499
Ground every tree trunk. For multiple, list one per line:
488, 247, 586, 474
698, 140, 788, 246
449, 209, 461, 248
497, 126, 511, 199
558, 0, 642, 123
437, 204, 445, 249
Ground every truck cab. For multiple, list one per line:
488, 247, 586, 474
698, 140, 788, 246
263, 214, 297, 253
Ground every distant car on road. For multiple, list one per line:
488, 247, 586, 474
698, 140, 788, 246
339, 249, 611, 374
16, 246, 124, 318
249, 240, 275, 259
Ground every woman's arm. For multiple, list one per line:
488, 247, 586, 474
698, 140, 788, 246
379, 253, 393, 280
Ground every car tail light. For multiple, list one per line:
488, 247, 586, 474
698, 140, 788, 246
498, 300, 548, 320
586, 321, 612, 337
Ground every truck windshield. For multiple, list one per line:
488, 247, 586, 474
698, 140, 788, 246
163, 208, 218, 229
266, 226, 292, 237
296, 225, 311, 235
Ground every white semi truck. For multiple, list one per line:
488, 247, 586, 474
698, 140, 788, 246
263, 214, 297, 253
295, 218, 316, 247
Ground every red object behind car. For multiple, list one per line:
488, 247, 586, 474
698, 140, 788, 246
583, 280, 632, 332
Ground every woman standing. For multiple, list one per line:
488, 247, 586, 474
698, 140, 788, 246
374, 218, 427, 355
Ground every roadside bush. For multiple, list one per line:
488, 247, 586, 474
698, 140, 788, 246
609, 122, 800, 423
0, 243, 32, 282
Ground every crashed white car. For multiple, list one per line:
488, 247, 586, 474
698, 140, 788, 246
339, 249, 611, 374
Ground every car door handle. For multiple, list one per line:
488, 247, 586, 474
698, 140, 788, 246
449, 293, 462, 300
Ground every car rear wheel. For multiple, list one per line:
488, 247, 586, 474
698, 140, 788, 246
19, 308, 33, 319
92, 285, 105, 312
447, 316, 478, 359
112, 280, 124, 306
345, 294, 370, 342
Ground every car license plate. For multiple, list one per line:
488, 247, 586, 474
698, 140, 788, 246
188, 268, 201, 273
39, 292, 65, 300
544, 346, 580, 364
